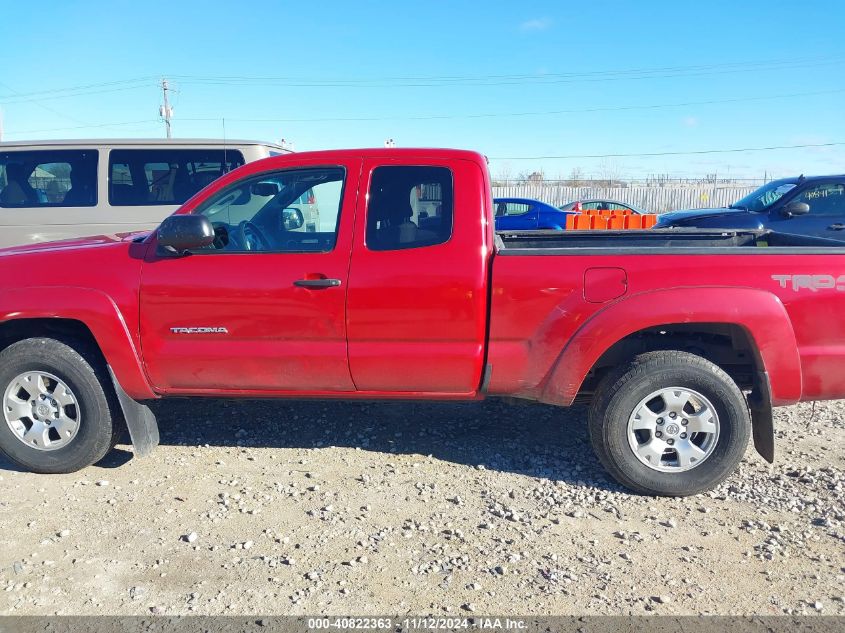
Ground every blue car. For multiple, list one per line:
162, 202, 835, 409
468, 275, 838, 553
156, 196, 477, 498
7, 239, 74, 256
494, 197, 576, 231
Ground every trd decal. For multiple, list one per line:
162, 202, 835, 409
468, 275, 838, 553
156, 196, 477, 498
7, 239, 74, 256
772, 274, 845, 292
170, 327, 230, 334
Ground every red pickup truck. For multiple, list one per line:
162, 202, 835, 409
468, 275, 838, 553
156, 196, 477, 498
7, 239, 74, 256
1, 148, 843, 496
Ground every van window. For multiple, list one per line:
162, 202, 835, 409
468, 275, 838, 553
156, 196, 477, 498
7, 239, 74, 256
109, 149, 245, 206
0, 150, 98, 208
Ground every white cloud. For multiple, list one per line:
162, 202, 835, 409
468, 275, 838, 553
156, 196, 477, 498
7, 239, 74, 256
682, 116, 699, 128
519, 17, 552, 32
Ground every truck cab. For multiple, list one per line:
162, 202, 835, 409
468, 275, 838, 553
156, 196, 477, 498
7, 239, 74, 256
139, 149, 492, 395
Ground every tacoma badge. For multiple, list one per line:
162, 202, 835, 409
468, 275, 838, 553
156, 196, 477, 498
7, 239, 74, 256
170, 327, 229, 334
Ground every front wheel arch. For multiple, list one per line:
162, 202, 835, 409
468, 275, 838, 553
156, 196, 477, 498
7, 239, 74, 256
0, 286, 157, 400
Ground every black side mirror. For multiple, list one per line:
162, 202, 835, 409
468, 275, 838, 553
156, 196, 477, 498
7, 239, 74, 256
157, 215, 215, 253
282, 207, 304, 231
781, 201, 810, 218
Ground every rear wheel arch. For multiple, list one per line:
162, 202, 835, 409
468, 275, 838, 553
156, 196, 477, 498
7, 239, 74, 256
539, 287, 802, 407
571, 321, 779, 461
575, 322, 762, 400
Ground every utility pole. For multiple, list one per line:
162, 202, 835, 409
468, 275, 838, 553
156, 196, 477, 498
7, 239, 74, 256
159, 78, 173, 139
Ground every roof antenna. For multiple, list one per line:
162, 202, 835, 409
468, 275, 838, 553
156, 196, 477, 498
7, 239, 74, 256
222, 117, 228, 173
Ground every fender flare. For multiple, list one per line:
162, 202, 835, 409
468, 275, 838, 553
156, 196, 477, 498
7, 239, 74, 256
0, 286, 156, 400
539, 286, 803, 407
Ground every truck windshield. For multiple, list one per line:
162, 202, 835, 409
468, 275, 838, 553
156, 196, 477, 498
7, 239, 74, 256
730, 179, 798, 212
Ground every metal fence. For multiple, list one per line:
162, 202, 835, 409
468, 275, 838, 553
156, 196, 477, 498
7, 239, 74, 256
491, 184, 759, 213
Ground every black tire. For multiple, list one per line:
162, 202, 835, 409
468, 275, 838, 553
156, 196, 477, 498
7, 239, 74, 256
588, 350, 751, 497
0, 338, 117, 474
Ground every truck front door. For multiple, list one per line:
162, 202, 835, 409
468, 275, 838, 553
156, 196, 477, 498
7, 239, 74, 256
139, 161, 359, 393
770, 181, 845, 237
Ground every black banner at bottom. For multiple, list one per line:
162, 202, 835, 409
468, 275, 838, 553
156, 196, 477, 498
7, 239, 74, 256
0, 616, 843, 633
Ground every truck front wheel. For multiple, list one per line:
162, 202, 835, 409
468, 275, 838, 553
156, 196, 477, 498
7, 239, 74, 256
0, 338, 117, 474
588, 350, 751, 496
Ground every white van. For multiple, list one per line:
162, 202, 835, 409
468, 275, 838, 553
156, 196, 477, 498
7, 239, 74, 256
0, 138, 289, 247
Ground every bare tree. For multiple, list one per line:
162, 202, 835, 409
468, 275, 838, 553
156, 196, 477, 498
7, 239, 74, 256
566, 167, 586, 187
492, 162, 513, 187
597, 159, 623, 187
519, 170, 544, 184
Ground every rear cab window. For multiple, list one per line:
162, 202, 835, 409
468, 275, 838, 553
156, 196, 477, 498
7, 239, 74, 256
365, 166, 453, 251
0, 150, 98, 207
109, 149, 245, 206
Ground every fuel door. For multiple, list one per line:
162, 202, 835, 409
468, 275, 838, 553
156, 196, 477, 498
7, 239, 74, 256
584, 267, 628, 303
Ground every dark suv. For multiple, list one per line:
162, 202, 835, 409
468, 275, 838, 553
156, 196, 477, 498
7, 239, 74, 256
653, 175, 845, 238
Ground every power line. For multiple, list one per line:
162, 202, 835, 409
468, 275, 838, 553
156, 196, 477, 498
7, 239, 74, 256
1, 55, 841, 106
1, 82, 832, 134
0, 84, 158, 106
0, 76, 158, 101
0, 80, 89, 127
174, 87, 843, 124
1, 56, 837, 102
169, 56, 844, 88
175, 55, 841, 82
5, 88, 845, 136
5, 86, 839, 137
490, 141, 845, 160
181, 55, 840, 83
1, 119, 161, 137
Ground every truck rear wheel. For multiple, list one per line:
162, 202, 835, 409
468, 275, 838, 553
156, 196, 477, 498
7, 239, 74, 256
588, 351, 751, 496
0, 338, 116, 474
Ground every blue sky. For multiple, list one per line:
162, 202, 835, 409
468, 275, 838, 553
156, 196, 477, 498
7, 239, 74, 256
1, 0, 843, 180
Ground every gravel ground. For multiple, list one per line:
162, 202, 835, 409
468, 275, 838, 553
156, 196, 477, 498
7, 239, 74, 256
0, 397, 843, 616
